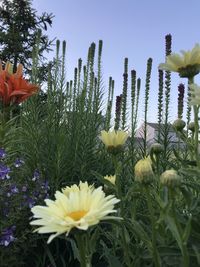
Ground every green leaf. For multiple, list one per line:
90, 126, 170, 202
182, 215, 192, 243
67, 237, 79, 261
43, 243, 57, 267
107, 254, 124, 267
128, 219, 152, 251
165, 215, 183, 255
192, 245, 200, 265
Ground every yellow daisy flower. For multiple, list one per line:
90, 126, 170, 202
30, 181, 120, 243
100, 130, 129, 153
159, 44, 200, 77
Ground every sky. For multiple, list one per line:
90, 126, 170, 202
32, 0, 200, 125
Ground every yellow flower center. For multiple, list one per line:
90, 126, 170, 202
68, 210, 88, 221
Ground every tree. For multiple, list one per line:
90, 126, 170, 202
0, 0, 54, 73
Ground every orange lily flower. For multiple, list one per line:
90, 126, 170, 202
0, 61, 39, 106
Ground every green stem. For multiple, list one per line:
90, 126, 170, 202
112, 154, 122, 200
169, 189, 189, 267
145, 187, 161, 267
0, 106, 11, 147
75, 234, 91, 267
188, 77, 199, 166
194, 105, 199, 167
112, 154, 131, 267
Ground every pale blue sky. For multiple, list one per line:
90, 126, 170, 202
33, 0, 200, 124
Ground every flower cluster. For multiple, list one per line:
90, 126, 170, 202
0, 148, 50, 246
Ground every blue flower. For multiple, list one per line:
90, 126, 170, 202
14, 158, 24, 168
0, 226, 16, 247
0, 148, 6, 159
26, 197, 35, 208
32, 169, 40, 181
10, 184, 19, 194
0, 164, 10, 180
41, 180, 49, 191
21, 185, 27, 192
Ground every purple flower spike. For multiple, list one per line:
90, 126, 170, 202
14, 158, 24, 168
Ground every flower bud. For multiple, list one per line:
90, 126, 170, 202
173, 119, 186, 131
134, 158, 154, 185
160, 170, 181, 188
150, 143, 164, 154
188, 122, 195, 132
104, 175, 116, 185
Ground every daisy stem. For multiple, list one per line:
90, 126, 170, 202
76, 233, 91, 267
194, 105, 199, 167
189, 77, 199, 167
112, 154, 132, 267
169, 189, 189, 267
145, 186, 161, 267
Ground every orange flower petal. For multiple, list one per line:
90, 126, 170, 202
0, 61, 39, 106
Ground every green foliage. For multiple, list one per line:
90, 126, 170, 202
1, 34, 200, 267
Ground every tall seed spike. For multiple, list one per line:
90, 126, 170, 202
131, 69, 137, 132
121, 58, 128, 130
143, 58, 153, 157
157, 69, 164, 142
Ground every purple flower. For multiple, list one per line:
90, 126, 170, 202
0, 164, 10, 180
42, 180, 49, 191
6, 185, 18, 197
14, 158, 24, 168
21, 185, 27, 192
0, 148, 6, 159
32, 169, 40, 181
3, 207, 9, 217
33, 191, 40, 198
0, 226, 16, 247
26, 197, 35, 208
10, 185, 19, 194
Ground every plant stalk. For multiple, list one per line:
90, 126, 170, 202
145, 187, 161, 267
75, 234, 91, 267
